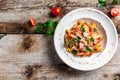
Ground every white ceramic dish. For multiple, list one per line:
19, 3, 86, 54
54, 8, 118, 71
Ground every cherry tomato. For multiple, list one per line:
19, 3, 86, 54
89, 27, 93, 36
76, 52, 86, 56
30, 16, 37, 26
110, 8, 120, 17
52, 7, 60, 16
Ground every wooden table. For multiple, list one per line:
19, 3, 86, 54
0, 0, 120, 80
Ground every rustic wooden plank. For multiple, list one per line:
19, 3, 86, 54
0, 0, 120, 80
0, 34, 119, 80
0, 0, 119, 34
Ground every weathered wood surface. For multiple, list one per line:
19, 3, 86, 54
0, 0, 120, 33
0, 0, 120, 80
0, 34, 120, 80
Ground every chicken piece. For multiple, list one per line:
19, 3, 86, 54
83, 32, 89, 37
83, 25, 89, 33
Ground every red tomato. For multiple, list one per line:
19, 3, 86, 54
76, 52, 86, 56
52, 7, 61, 16
89, 27, 93, 36
110, 8, 120, 17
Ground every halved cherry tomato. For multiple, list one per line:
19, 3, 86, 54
30, 16, 37, 26
110, 8, 120, 17
76, 52, 86, 56
52, 7, 61, 16
89, 27, 93, 36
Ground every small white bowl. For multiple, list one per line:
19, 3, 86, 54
54, 8, 118, 71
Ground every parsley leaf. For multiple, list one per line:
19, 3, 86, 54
90, 37, 94, 42
97, 0, 107, 8
94, 28, 98, 32
80, 26, 84, 31
46, 30, 54, 35
97, 3, 103, 8
36, 23, 43, 33
86, 47, 91, 52
45, 20, 54, 28
99, 0, 106, 3
72, 50, 77, 55
36, 20, 58, 35
113, 0, 119, 5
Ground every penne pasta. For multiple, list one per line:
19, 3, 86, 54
64, 20, 103, 57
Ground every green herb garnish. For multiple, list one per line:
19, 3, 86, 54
90, 37, 94, 42
72, 49, 77, 55
80, 26, 84, 31
86, 47, 91, 52
66, 39, 71, 46
73, 36, 81, 43
113, 0, 119, 4
94, 28, 98, 32
36, 23, 43, 33
36, 20, 58, 35
97, 3, 103, 8
97, 0, 107, 8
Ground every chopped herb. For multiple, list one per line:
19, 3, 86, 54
80, 26, 84, 31
113, 0, 119, 4
72, 49, 77, 55
66, 39, 71, 46
36, 23, 43, 33
86, 47, 91, 52
73, 36, 81, 43
94, 28, 98, 32
90, 37, 94, 42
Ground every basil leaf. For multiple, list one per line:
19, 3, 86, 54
94, 28, 98, 32
86, 47, 91, 52
90, 37, 94, 42
80, 26, 84, 31
72, 50, 77, 55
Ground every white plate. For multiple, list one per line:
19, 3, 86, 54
54, 8, 118, 71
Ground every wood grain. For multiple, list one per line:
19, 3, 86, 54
0, 0, 119, 34
0, 0, 120, 80
0, 34, 119, 80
